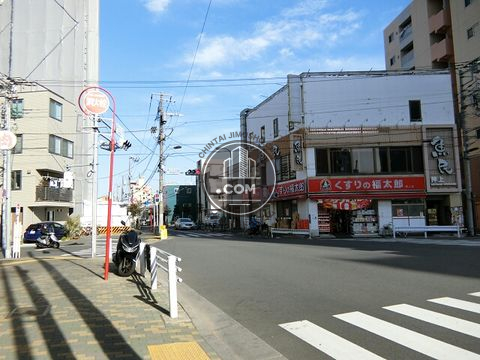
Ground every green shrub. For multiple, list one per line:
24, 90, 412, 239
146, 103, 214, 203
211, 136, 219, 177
65, 215, 82, 239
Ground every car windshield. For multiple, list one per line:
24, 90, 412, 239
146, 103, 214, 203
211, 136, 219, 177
210, 215, 219, 219
180, 218, 192, 222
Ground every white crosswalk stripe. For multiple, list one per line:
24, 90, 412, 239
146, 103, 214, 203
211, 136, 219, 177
429, 297, 480, 314
280, 291, 480, 359
384, 303, 480, 338
279, 320, 385, 360
334, 311, 480, 360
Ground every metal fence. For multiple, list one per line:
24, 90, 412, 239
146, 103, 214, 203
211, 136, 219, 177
138, 243, 182, 318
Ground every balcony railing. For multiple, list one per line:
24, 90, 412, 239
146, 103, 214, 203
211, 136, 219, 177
401, 50, 415, 69
429, 8, 451, 34
36, 186, 73, 202
431, 37, 453, 62
399, 24, 412, 48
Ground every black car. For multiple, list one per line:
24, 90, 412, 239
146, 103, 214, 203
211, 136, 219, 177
23, 222, 66, 243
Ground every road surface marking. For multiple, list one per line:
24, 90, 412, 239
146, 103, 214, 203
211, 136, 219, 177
384, 303, 480, 338
279, 320, 385, 360
470, 292, 480, 297
334, 311, 480, 360
429, 297, 480, 314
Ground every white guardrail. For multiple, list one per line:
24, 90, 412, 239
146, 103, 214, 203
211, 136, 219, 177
138, 243, 183, 318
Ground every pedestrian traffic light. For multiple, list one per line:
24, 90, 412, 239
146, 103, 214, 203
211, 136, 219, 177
185, 169, 200, 175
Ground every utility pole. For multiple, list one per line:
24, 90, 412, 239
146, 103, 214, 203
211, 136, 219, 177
158, 94, 165, 234
1, 85, 12, 258
460, 66, 474, 236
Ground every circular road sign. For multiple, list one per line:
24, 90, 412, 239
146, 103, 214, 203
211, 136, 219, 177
0, 130, 17, 150
82, 89, 110, 115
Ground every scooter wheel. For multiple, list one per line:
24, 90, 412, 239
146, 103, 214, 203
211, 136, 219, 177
117, 257, 135, 277
54, 242, 60, 249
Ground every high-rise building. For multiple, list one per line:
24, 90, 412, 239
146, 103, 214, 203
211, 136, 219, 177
0, 1, 99, 233
384, 0, 480, 233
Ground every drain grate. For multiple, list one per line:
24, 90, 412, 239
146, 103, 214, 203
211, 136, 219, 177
6, 305, 51, 319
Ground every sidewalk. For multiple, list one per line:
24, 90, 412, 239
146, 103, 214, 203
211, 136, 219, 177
0, 256, 219, 360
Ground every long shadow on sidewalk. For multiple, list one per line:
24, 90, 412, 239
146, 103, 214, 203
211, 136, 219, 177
14, 266, 75, 359
1, 267, 33, 360
129, 273, 169, 317
34, 256, 142, 359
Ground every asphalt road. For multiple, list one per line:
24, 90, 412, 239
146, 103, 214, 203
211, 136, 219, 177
154, 230, 480, 360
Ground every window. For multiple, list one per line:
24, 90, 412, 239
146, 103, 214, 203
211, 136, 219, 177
392, 199, 424, 217
379, 146, 423, 173
49, 99, 62, 121
388, 33, 394, 43
315, 149, 329, 174
465, 0, 471, 6
49, 135, 73, 158
11, 170, 21, 190
409, 100, 422, 122
390, 56, 396, 66
467, 26, 474, 39
330, 149, 352, 174
275, 155, 294, 181
12, 134, 22, 154
260, 126, 265, 143
11, 99, 24, 118
273, 118, 279, 137
351, 148, 374, 173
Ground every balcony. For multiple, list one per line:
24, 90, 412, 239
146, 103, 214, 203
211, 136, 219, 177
431, 37, 453, 62
401, 50, 415, 69
399, 24, 413, 49
36, 186, 73, 202
429, 8, 451, 34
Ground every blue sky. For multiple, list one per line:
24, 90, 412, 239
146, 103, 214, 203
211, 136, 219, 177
98, 0, 410, 197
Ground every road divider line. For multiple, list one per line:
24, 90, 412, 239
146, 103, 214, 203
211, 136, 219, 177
429, 297, 480, 314
279, 320, 385, 360
334, 311, 480, 360
384, 303, 480, 338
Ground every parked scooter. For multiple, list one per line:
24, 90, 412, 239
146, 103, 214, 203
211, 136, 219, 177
113, 221, 141, 277
36, 231, 60, 249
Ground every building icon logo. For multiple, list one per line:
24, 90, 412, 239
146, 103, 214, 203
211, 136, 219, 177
202, 140, 276, 216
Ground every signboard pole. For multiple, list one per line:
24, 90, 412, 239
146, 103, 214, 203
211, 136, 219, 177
1, 98, 12, 258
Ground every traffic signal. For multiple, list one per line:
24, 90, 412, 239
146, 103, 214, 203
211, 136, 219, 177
185, 169, 200, 175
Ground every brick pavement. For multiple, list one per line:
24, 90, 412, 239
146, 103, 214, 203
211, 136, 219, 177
0, 256, 219, 359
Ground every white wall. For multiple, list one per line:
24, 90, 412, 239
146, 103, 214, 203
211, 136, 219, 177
246, 87, 289, 142
303, 73, 455, 128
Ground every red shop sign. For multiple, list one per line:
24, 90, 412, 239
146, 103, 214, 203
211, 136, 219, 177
272, 179, 306, 199
309, 176, 425, 193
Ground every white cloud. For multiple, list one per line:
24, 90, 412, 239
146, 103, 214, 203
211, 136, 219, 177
188, 6, 362, 69
282, 0, 329, 17
142, 0, 170, 13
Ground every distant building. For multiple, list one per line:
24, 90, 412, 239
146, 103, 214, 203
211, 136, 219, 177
384, 0, 480, 233
173, 185, 197, 222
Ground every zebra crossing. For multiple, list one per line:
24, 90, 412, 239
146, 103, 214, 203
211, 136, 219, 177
280, 291, 480, 359
172, 231, 235, 238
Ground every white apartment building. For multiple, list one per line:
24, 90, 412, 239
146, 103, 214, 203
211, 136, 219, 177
243, 70, 462, 237
384, 0, 480, 233
0, 0, 99, 234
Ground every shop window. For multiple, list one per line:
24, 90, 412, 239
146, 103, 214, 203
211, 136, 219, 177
331, 148, 352, 174
315, 149, 329, 175
392, 199, 424, 217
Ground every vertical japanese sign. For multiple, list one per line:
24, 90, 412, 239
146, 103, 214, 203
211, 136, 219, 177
426, 128, 458, 189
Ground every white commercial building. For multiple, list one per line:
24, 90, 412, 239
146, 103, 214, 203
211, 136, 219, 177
243, 70, 462, 237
